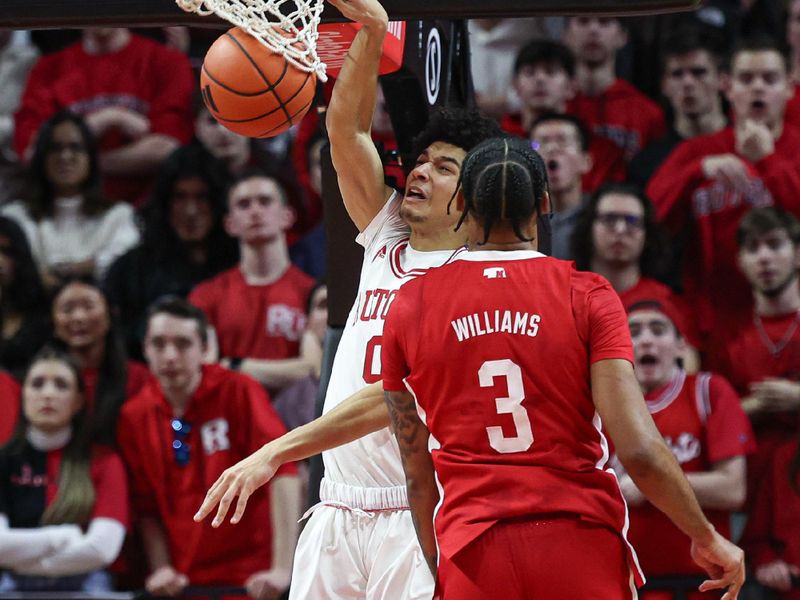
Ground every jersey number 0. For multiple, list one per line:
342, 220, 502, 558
480, 359, 533, 454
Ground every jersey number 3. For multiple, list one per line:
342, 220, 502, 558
480, 359, 533, 454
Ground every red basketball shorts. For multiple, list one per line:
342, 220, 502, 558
436, 514, 638, 600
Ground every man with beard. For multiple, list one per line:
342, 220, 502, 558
621, 299, 754, 599
709, 206, 800, 503
530, 113, 592, 259
628, 27, 727, 188
564, 17, 666, 162
647, 38, 800, 341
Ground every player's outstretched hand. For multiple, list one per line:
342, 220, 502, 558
194, 444, 280, 527
327, 0, 388, 29
690, 531, 745, 600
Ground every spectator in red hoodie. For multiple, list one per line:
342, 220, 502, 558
647, 36, 800, 341
14, 28, 194, 205
564, 16, 666, 162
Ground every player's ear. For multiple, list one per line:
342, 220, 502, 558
455, 188, 465, 212
540, 191, 551, 215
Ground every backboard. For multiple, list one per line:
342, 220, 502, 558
1, 0, 700, 29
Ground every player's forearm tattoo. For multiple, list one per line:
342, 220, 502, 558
384, 390, 422, 446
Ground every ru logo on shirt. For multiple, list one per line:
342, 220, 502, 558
483, 267, 507, 279
201, 418, 231, 455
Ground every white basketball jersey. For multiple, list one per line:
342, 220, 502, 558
322, 192, 463, 488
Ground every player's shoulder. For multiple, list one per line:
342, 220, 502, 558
569, 267, 615, 294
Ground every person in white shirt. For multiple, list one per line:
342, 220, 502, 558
2, 111, 139, 288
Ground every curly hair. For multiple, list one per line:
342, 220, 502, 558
408, 107, 503, 176
570, 182, 670, 278
455, 137, 549, 245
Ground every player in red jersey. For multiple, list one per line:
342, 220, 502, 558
382, 136, 744, 599
646, 37, 800, 338
189, 170, 316, 392
564, 17, 666, 162
622, 299, 754, 599
116, 298, 300, 599
708, 206, 800, 503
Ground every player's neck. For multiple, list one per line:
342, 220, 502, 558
466, 221, 538, 252
754, 277, 800, 317
590, 259, 639, 293
408, 227, 466, 252
576, 61, 615, 96
239, 238, 289, 285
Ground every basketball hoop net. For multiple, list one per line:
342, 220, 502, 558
176, 0, 328, 81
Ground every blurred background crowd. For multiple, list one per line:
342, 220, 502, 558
1, 2, 800, 598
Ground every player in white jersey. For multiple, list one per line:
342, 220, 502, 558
192, 0, 502, 597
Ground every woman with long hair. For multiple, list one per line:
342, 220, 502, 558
0, 346, 128, 592
1, 111, 139, 288
0, 216, 50, 380
51, 276, 150, 445
103, 144, 238, 358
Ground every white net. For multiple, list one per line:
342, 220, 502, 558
176, 0, 328, 81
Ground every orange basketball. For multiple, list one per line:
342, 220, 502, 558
200, 27, 317, 138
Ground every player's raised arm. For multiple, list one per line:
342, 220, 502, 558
592, 359, 745, 600
326, 0, 394, 231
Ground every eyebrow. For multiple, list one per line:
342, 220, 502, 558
437, 156, 461, 168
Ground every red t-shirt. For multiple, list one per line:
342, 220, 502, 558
14, 35, 194, 205
116, 365, 296, 585
617, 277, 701, 349
626, 370, 755, 576
785, 84, 800, 131
500, 111, 627, 193
0, 372, 21, 444
382, 250, 643, 585
567, 79, 666, 162
742, 439, 800, 594
189, 266, 314, 361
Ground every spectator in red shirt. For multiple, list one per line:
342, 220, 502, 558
0, 346, 128, 593
501, 39, 626, 192
51, 277, 150, 445
190, 170, 317, 393
530, 113, 592, 259
647, 37, 800, 340
14, 28, 194, 205
629, 26, 728, 189
116, 298, 300, 599
709, 207, 800, 503
571, 183, 701, 365
741, 436, 800, 599
784, 0, 800, 130
621, 299, 754, 599
564, 17, 666, 162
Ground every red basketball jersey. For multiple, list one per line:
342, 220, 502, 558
383, 250, 643, 585
626, 370, 755, 576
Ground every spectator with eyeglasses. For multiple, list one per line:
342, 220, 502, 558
571, 183, 701, 368
1, 112, 140, 290
647, 36, 800, 343
116, 297, 300, 600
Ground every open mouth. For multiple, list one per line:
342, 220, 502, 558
405, 187, 427, 201
638, 354, 658, 366
547, 159, 560, 171
751, 99, 767, 111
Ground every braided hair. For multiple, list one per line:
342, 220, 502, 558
454, 137, 549, 245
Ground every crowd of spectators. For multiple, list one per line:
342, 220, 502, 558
0, 5, 799, 599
